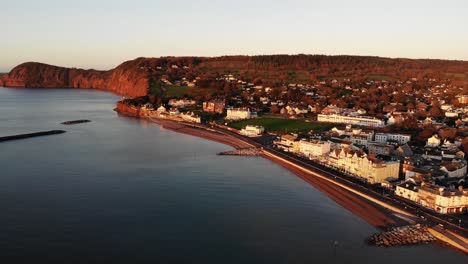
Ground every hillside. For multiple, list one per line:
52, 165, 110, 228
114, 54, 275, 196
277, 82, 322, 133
1, 55, 467, 97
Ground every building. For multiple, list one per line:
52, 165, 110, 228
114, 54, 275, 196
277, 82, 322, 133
351, 134, 371, 147
202, 100, 225, 114
396, 181, 468, 214
275, 134, 299, 153
328, 149, 400, 184
396, 180, 420, 202
298, 140, 331, 158
426, 135, 441, 147
240, 125, 264, 137
180, 112, 201, 123
368, 142, 394, 156
395, 144, 413, 160
169, 108, 180, 115
168, 99, 196, 108
226, 108, 253, 120
457, 95, 468, 105
440, 160, 467, 178
318, 114, 385, 127
156, 105, 167, 113
374, 133, 411, 145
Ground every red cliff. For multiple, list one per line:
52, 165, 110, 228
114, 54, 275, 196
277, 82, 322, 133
114, 101, 141, 117
0, 59, 154, 97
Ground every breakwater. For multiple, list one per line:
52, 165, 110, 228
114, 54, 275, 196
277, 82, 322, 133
0, 130, 66, 142
368, 225, 436, 247
61, 119, 91, 125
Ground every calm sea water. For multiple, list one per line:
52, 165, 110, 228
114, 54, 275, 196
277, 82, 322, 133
0, 88, 465, 263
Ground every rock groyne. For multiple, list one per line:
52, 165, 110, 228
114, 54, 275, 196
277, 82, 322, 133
368, 225, 436, 247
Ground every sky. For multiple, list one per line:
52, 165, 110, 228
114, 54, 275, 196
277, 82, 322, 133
2, 0, 467, 72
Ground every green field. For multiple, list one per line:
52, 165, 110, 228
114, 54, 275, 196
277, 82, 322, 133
165, 85, 191, 98
446, 73, 468, 81
228, 117, 334, 133
366, 74, 394, 81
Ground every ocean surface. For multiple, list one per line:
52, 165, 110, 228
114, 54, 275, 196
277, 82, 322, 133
0, 87, 465, 263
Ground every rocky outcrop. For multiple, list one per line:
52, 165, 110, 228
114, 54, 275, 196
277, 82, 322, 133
0, 59, 153, 97
114, 101, 141, 117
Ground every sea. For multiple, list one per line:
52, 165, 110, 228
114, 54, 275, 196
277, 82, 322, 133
0, 87, 466, 263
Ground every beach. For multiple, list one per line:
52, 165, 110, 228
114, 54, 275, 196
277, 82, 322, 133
141, 115, 402, 228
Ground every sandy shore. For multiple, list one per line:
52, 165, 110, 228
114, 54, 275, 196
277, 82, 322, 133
143, 116, 400, 228
148, 117, 253, 149
261, 153, 399, 228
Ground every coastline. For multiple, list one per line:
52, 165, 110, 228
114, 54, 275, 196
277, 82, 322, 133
140, 114, 468, 253
116, 108, 403, 229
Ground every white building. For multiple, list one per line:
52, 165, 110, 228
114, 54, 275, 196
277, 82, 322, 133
318, 114, 385, 127
168, 99, 196, 108
299, 140, 331, 158
226, 108, 253, 120
240, 125, 264, 137
375, 133, 411, 145
426, 135, 441, 147
274, 134, 299, 152
328, 149, 400, 184
397, 182, 468, 214
180, 112, 201, 123
396, 180, 420, 203
157, 105, 167, 113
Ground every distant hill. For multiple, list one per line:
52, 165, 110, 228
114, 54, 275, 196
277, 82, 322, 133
1, 55, 467, 96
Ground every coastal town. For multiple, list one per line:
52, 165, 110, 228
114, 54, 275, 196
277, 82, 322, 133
116, 62, 468, 234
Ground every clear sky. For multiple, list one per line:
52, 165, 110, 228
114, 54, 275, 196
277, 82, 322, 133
2, 0, 467, 72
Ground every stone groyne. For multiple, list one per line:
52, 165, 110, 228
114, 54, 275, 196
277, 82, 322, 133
218, 147, 263, 156
368, 225, 437, 247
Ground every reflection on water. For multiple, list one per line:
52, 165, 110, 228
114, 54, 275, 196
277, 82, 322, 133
0, 88, 466, 263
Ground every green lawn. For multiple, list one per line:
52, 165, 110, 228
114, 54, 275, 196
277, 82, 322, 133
228, 117, 334, 133
165, 85, 191, 98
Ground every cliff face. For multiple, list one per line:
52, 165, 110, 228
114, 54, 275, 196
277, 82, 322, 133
114, 101, 141, 117
0, 60, 152, 97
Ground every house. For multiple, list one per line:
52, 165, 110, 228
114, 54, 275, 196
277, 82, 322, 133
426, 135, 441, 147
368, 142, 394, 156
203, 100, 225, 114
395, 144, 413, 160
157, 105, 167, 113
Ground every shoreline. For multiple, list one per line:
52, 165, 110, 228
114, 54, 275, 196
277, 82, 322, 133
119, 111, 404, 229
117, 110, 468, 254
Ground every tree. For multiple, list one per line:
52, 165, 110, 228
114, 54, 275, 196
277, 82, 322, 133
438, 128, 457, 140
428, 106, 442, 118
